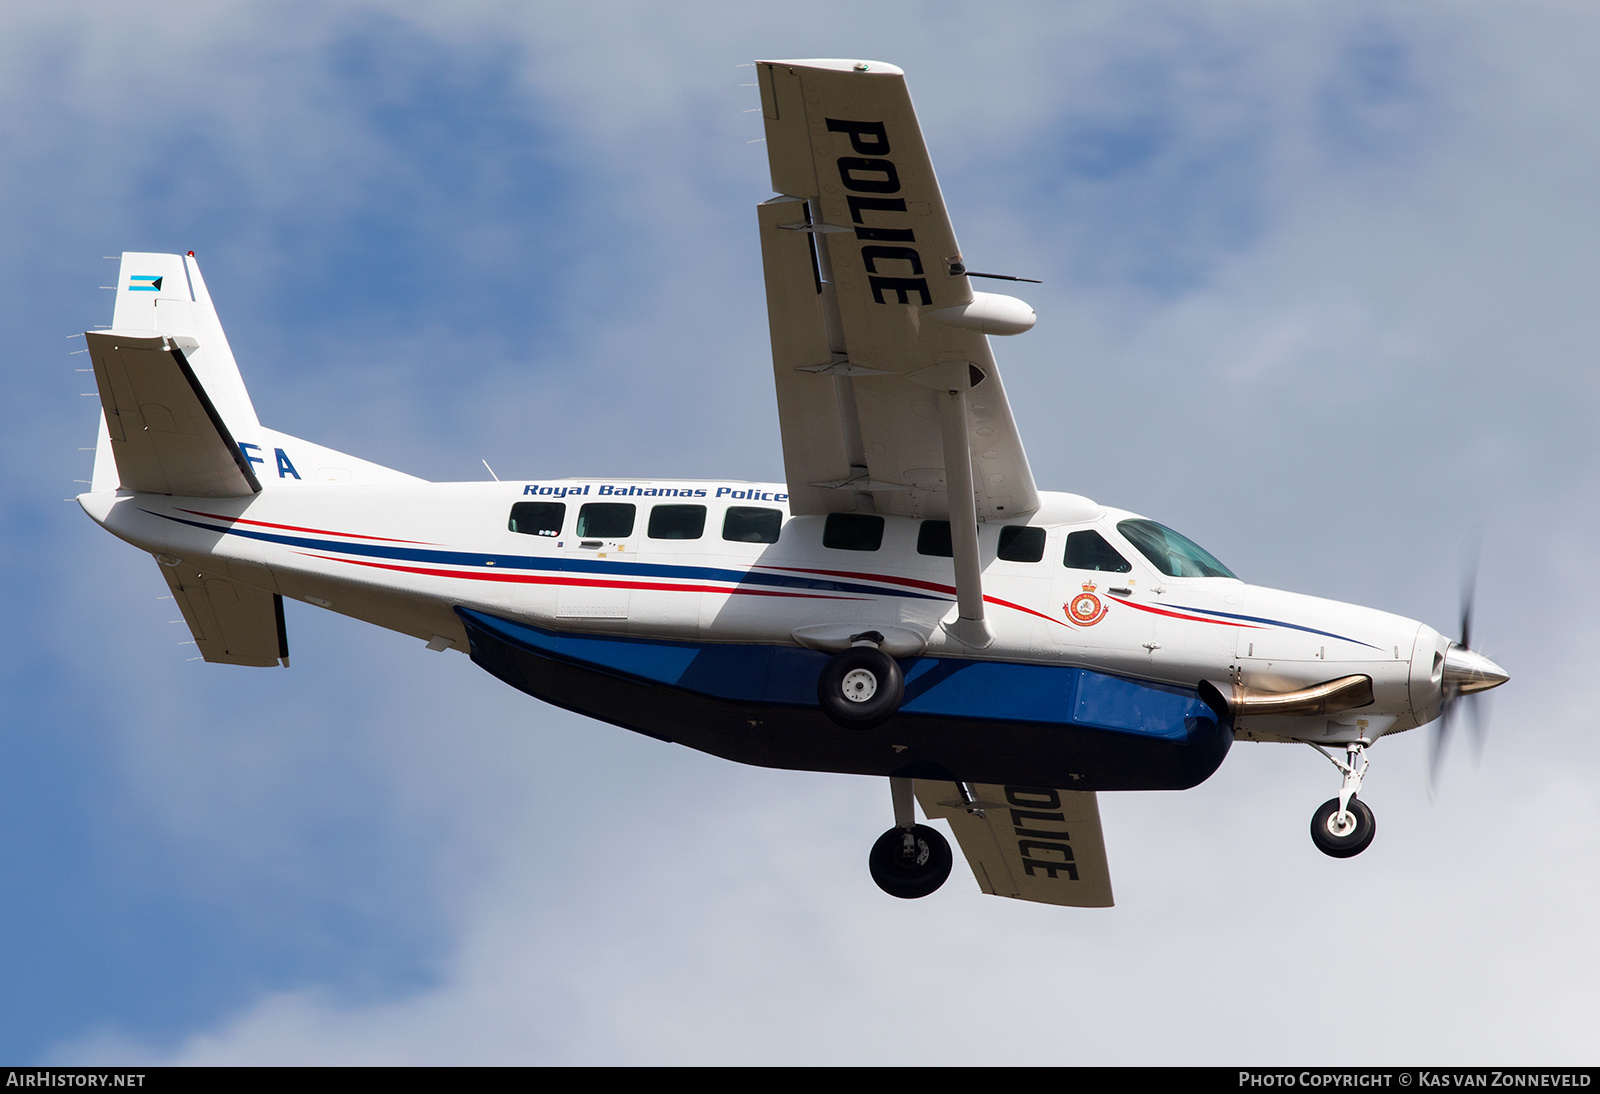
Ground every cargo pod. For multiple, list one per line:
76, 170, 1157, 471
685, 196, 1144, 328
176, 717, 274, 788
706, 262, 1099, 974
457, 607, 1230, 791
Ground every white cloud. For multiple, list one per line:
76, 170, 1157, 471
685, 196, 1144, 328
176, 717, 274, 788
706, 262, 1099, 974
10, 0, 1600, 1064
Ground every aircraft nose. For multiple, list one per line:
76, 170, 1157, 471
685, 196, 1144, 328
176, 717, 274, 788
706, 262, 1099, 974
1442, 644, 1509, 695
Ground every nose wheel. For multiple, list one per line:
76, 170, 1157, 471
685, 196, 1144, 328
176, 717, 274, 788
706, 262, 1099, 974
1307, 740, 1378, 858
1310, 796, 1376, 857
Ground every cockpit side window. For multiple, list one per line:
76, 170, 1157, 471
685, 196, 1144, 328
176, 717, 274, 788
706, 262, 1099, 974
1064, 530, 1131, 573
647, 504, 706, 540
1115, 518, 1236, 578
509, 501, 565, 537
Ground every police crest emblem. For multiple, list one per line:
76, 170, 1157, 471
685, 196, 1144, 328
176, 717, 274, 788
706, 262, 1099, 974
1066, 582, 1109, 626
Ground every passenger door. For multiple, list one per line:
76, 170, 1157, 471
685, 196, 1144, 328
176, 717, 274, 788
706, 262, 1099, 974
557, 500, 637, 620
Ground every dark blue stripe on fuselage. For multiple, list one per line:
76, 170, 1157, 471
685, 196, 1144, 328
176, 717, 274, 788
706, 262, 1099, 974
145, 510, 951, 601
1165, 603, 1381, 649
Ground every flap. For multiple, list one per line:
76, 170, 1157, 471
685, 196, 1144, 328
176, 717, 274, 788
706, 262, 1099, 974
756, 59, 1039, 522
87, 331, 261, 497
917, 781, 1114, 907
160, 561, 287, 667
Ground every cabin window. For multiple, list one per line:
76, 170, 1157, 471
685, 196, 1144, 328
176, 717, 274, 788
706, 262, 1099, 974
1064, 530, 1132, 573
576, 502, 635, 539
723, 506, 782, 544
823, 512, 884, 551
1115, 519, 1235, 578
648, 504, 706, 540
997, 525, 1046, 563
916, 520, 953, 557
508, 501, 564, 537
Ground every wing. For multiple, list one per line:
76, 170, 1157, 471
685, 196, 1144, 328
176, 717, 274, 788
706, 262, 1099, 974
86, 330, 261, 497
160, 561, 288, 667
917, 781, 1114, 907
756, 59, 1039, 522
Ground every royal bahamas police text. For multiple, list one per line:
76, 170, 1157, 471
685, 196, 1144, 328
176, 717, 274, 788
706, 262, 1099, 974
521, 484, 789, 502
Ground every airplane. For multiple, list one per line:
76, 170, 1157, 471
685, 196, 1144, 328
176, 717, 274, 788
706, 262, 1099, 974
76, 59, 1508, 908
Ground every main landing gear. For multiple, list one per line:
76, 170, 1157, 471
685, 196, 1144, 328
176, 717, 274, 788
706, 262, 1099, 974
1307, 741, 1377, 858
868, 777, 952, 899
817, 632, 904, 730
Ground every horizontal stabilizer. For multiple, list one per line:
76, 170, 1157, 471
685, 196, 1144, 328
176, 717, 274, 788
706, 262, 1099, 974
918, 781, 1114, 907
87, 331, 261, 497
159, 560, 288, 667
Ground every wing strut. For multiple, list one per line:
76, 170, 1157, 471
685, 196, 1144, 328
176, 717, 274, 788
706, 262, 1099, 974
935, 370, 992, 648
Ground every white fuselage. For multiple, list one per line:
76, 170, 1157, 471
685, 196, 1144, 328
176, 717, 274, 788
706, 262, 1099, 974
80, 477, 1447, 746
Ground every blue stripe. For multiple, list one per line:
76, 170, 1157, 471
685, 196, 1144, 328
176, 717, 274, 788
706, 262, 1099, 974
146, 510, 951, 601
1166, 603, 1380, 649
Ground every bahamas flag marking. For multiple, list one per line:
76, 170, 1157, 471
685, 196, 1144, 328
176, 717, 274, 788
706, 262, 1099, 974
128, 275, 162, 291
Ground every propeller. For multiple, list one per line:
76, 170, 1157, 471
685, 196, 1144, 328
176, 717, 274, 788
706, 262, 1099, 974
1429, 530, 1508, 791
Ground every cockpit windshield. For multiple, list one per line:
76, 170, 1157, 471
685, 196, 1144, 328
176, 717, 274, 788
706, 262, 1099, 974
1115, 519, 1236, 579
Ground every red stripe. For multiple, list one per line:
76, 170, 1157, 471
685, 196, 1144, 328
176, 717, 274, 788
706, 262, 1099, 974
760, 564, 1071, 626
757, 564, 956, 597
178, 507, 434, 545
761, 569, 960, 594
303, 554, 859, 600
982, 593, 1068, 626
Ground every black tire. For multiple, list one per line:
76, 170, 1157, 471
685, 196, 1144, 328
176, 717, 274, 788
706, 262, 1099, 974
868, 824, 953, 899
1310, 797, 1377, 858
817, 646, 904, 730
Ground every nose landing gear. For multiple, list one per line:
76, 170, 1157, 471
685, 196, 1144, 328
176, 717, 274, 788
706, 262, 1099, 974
1307, 740, 1377, 858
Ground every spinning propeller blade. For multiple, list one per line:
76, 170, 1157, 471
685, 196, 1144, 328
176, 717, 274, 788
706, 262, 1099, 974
1429, 531, 1508, 792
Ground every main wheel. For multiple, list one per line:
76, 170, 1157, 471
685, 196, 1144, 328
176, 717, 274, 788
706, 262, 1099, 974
1310, 797, 1377, 858
868, 824, 953, 899
817, 646, 904, 730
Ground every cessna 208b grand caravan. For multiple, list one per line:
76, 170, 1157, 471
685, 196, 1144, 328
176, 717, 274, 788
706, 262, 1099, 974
78, 60, 1507, 907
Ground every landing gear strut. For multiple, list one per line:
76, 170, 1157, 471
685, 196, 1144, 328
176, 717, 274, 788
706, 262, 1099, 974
1307, 740, 1377, 858
868, 777, 952, 899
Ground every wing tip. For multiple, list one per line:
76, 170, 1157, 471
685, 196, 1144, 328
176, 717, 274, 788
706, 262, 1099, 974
755, 58, 904, 77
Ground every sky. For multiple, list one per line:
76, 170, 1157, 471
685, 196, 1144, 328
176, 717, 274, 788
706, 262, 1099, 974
2, 0, 1597, 1065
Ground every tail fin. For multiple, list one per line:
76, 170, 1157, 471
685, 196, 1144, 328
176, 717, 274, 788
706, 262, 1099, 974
88, 251, 422, 495
111, 252, 261, 438
88, 253, 262, 497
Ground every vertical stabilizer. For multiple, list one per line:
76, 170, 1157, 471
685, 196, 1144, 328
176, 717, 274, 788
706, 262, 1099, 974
112, 252, 261, 440
88, 251, 421, 493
